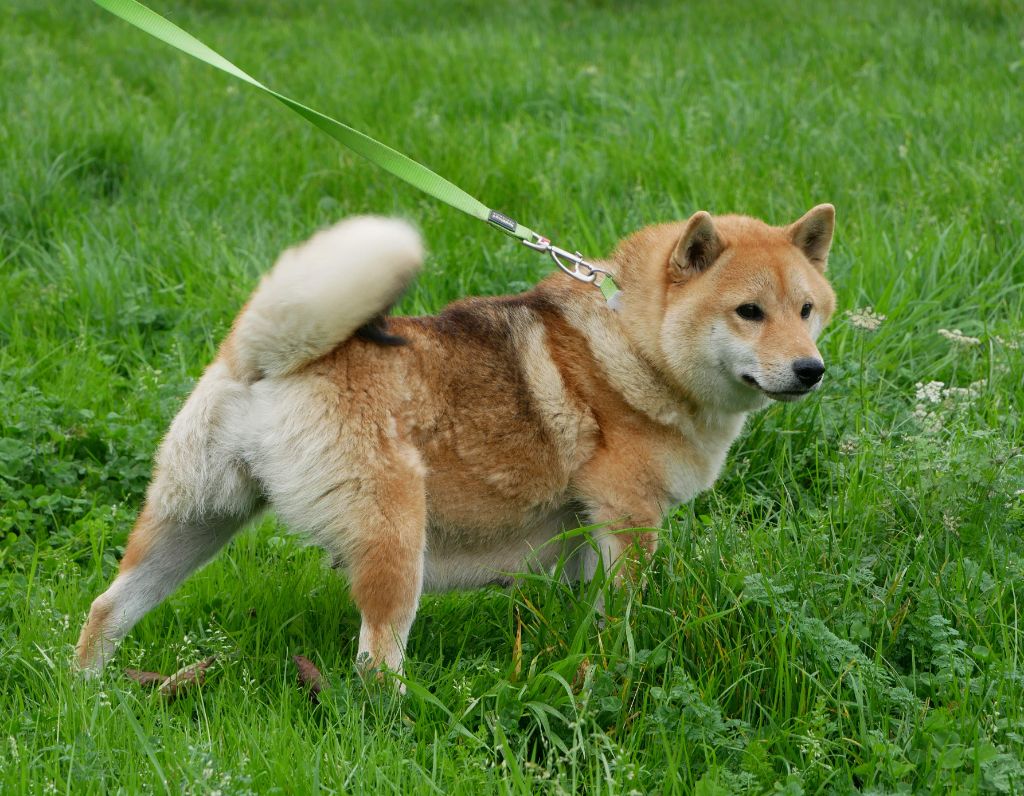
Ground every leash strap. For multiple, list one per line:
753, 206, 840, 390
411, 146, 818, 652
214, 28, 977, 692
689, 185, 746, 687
91, 0, 619, 300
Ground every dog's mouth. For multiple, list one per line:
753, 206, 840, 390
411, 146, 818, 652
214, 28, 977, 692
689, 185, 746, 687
741, 374, 814, 402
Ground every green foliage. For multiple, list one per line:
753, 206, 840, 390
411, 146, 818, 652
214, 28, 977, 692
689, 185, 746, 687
1, 0, 1022, 792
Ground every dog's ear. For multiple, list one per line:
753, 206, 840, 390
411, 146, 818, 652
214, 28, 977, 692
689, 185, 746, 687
671, 211, 724, 277
789, 204, 835, 272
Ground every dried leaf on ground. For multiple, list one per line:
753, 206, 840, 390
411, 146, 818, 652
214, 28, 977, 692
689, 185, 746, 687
124, 669, 165, 688
157, 656, 216, 699
293, 655, 324, 702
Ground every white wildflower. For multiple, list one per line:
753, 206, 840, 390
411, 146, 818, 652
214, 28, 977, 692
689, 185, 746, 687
943, 387, 972, 400
911, 379, 983, 434
993, 335, 1020, 350
845, 306, 886, 332
938, 328, 981, 346
942, 380, 984, 402
915, 381, 944, 404
839, 438, 858, 455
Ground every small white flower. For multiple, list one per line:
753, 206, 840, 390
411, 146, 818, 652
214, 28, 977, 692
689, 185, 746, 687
845, 306, 886, 332
938, 328, 981, 346
915, 381, 945, 404
942, 381, 984, 403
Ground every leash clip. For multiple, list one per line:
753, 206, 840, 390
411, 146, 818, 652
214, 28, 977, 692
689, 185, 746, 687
523, 234, 610, 286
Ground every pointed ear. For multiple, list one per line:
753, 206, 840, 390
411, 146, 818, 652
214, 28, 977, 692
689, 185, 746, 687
671, 211, 724, 276
789, 204, 835, 271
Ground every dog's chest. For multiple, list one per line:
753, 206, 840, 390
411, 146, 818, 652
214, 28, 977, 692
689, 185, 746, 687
659, 417, 744, 505
662, 450, 722, 505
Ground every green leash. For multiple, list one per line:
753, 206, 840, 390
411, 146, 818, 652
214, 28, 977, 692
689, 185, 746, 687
91, 0, 619, 300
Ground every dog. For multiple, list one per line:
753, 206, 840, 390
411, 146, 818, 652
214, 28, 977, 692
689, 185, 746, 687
77, 205, 837, 678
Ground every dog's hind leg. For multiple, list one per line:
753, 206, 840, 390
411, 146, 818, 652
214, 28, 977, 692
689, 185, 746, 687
76, 505, 255, 673
334, 445, 426, 681
77, 362, 260, 674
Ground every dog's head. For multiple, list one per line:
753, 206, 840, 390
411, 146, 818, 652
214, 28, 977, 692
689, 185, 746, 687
613, 205, 837, 413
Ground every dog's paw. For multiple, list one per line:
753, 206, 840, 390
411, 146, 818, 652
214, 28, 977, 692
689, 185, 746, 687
354, 652, 407, 694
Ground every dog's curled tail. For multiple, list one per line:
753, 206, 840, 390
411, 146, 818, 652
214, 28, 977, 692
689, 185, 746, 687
229, 217, 423, 381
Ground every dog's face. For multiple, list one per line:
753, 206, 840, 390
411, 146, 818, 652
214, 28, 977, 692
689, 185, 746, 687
615, 205, 837, 414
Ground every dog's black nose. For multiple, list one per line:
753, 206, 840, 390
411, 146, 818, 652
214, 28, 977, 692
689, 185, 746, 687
792, 358, 825, 387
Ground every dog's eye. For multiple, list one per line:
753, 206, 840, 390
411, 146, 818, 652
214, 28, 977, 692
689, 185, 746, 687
801, 302, 813, 319
736, 304, 764, 321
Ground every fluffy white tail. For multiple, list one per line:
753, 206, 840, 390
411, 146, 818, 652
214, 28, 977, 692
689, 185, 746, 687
231, 217, 423, 381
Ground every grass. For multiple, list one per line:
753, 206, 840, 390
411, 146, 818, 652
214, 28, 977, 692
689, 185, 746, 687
1, 0, 1023, 792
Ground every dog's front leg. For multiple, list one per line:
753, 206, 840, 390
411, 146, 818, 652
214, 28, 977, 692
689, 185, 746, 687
572, 453, 663, 586
562, 498, 660, 620
575, 507, 661, 586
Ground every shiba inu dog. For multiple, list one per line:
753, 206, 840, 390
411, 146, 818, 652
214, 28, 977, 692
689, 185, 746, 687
77, 205, 837, 678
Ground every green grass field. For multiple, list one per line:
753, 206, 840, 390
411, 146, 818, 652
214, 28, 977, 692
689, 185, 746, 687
2, 0, 1023, 792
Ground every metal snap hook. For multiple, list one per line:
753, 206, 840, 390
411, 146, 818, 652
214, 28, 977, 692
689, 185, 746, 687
522, 234, 611, 286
